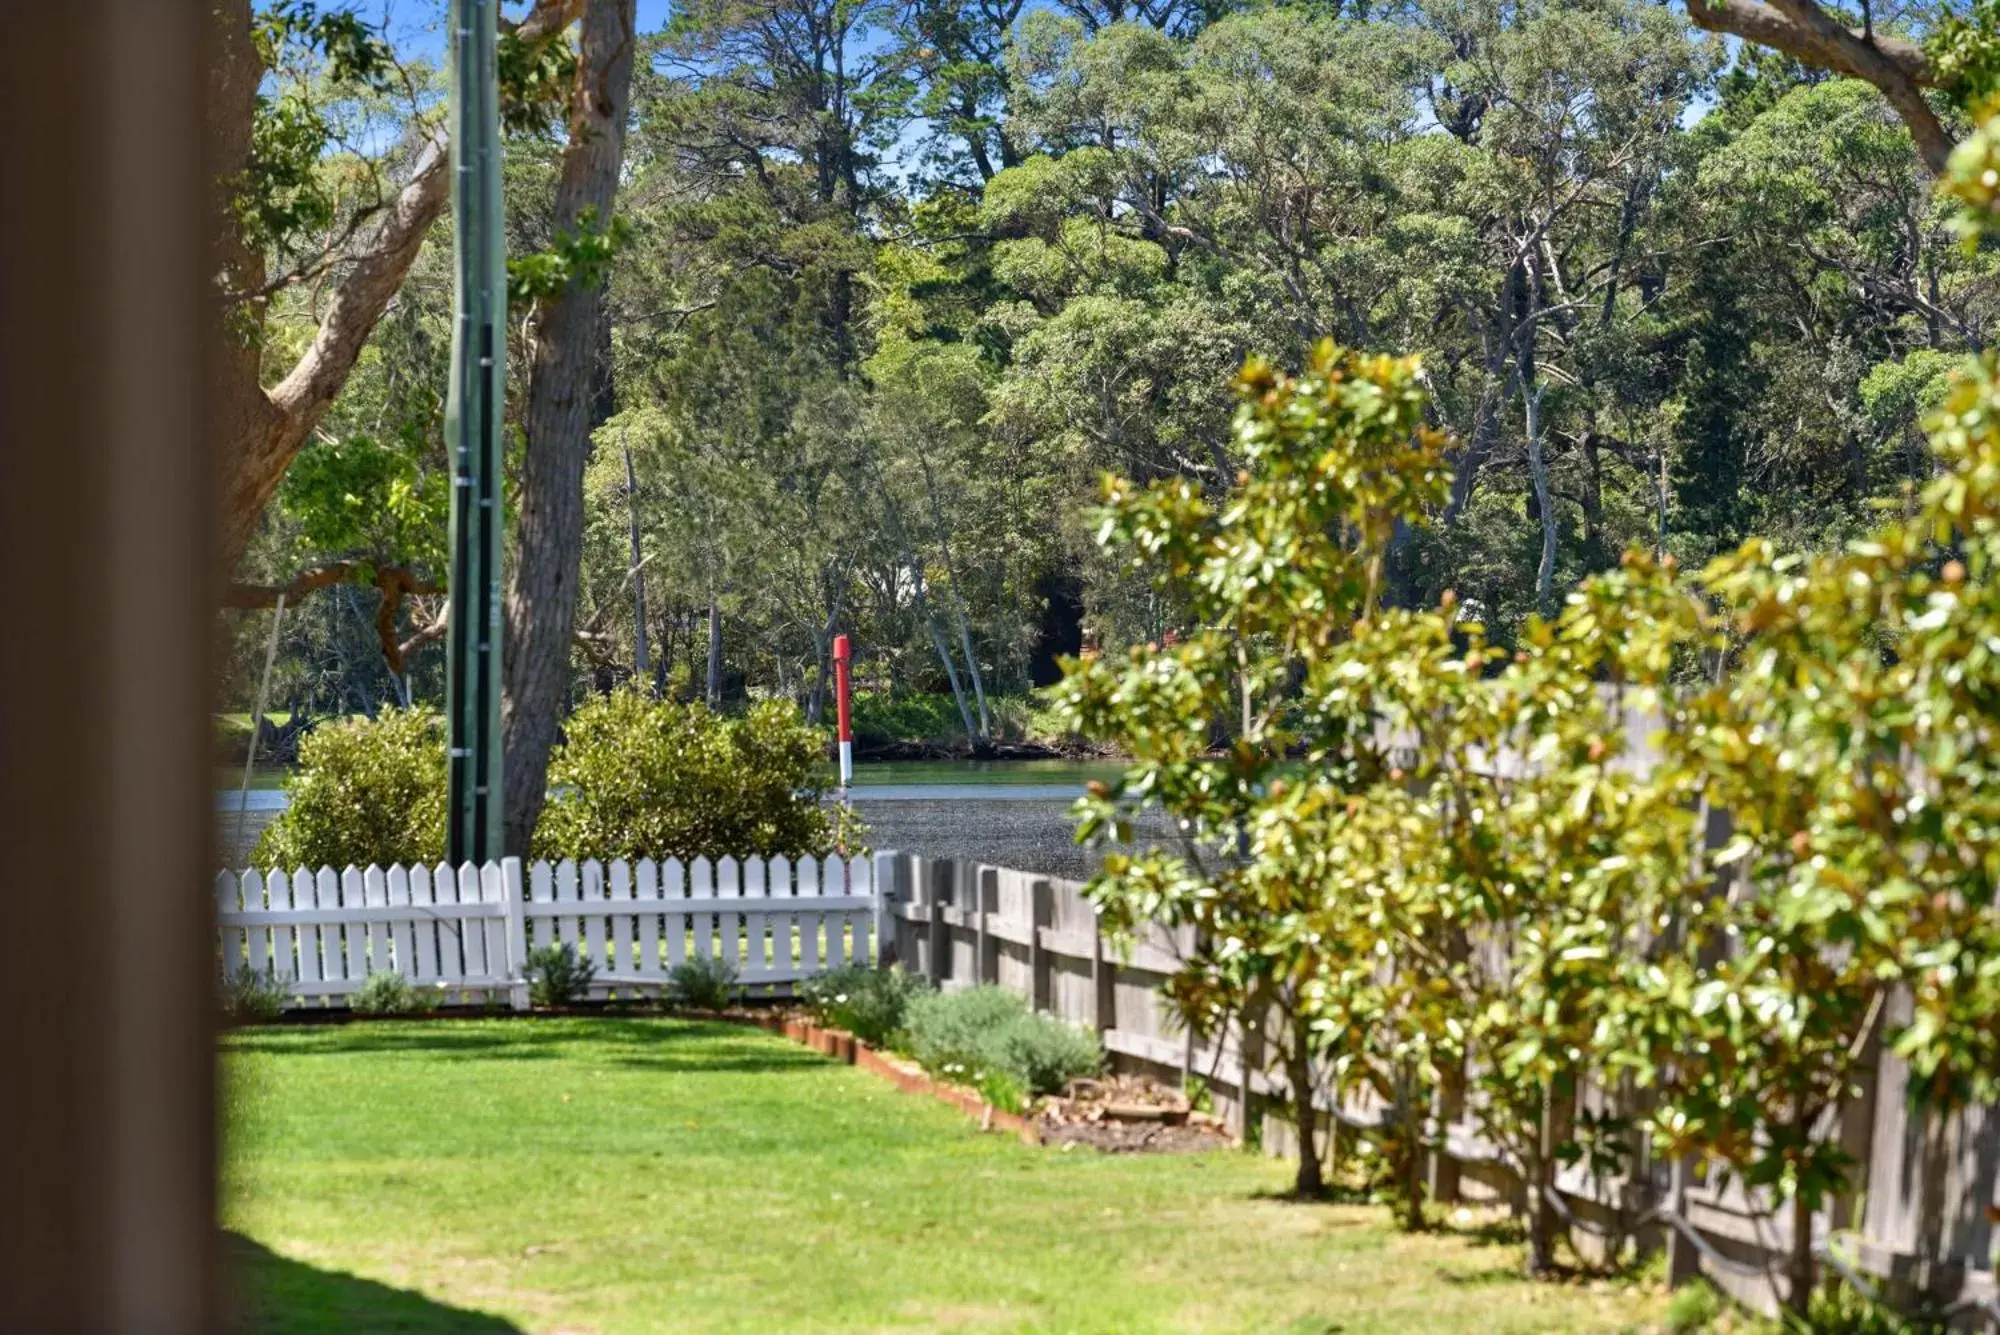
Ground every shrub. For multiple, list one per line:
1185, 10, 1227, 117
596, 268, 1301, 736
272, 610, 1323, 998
1662, 1280, 1722, 1333
903, 985, 1099, 1099
351, 971, 427, 1016
535, 688, 849, 863
798, 964, 928, 1047
667, 955, 739, 1011
525, 943, 596, 1008
252, 709, 445, 870
220, 966, 289, 1023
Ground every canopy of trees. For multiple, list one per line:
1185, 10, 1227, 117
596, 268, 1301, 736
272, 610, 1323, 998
222, 0, 1998, 845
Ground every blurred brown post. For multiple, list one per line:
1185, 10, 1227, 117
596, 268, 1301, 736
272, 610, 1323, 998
0, 3, 218, 1330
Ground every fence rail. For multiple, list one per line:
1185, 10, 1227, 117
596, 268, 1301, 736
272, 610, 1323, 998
215, 854, 884, 1005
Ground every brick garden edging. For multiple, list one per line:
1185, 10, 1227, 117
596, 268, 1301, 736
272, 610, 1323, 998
740, 1012, 1042, 1145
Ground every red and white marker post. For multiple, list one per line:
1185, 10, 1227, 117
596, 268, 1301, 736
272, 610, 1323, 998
833, 633, 854, 790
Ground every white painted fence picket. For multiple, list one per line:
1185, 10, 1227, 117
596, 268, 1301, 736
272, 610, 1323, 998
215, 854, 884, 1009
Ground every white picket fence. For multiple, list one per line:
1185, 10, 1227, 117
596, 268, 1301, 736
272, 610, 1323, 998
215, 854, 885, 1009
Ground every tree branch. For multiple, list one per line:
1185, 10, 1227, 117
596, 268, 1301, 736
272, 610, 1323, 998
226, 563, 444, 673
1682, 0, 1954, 173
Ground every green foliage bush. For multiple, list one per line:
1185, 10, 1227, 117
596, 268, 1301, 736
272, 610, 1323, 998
535, 687, 846, 862
798, 965, 928, 1046
252, 709, 445, 870
668, 955, 740, 1011
220, 966, 290, 1024
351, 971, 427, 1016
903, 985, 1100, 1102
1662, 1280, 1722, 1333
525, 943, 596, 1008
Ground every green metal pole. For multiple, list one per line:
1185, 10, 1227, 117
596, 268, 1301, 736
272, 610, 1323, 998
445, 0, 504, 865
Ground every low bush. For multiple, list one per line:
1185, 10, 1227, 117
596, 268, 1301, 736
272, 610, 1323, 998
351, 971, 427, 1016
798, 965, 928, 1047
668, 955, 739, 1011
251, 709, 445, 870
903, 986, 1100, 1102
525, 943, 596, 1008
536, 688, 848, 863
220, 966, 290, 1023
1662, 1280, 1722, 1333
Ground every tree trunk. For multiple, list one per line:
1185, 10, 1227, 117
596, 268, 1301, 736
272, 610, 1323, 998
1398, 1062, 1429, 1231
1525, 1084, 1561, 1276
1525, 382, 1557, 619
914, 564, 978, 741
706, 596, 722, 709
917, 448, 991, 742
1286, 1018, 1324, 1197
623, 441, 650, 682
1788, 1188, 1817, 1318
501, 0, 637, 855
1442, 378, 1503, 528
804, 577, 843, 726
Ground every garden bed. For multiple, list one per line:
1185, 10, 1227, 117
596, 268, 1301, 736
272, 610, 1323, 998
742, 1011, 1232, 1153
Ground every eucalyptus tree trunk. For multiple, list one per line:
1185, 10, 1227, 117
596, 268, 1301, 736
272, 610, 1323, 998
501, 0, 637, 854
706, 596, 722, 710
913, 563, 979, 741
1525, 381, 1557, 619
623, 441, 650, 683
916, 448, 991, 742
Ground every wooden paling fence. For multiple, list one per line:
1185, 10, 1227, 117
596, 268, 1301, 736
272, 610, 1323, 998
877, 854, 2000, 1321
215, 853, 886, 1006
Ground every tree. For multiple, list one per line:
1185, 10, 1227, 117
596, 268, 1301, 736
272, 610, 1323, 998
1060, 343, 1455, 1196
210, 0, 579, 580
503, 0, 640, 855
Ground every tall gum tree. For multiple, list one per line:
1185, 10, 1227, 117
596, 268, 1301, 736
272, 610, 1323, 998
503, 0, 639, 854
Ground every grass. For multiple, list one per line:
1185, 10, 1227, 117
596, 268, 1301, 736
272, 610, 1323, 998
224, 1017, 1667, 1335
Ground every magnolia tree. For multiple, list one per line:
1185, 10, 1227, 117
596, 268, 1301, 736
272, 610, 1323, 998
1064, 243, 2000, 1301
1057, 345, 1454, 1199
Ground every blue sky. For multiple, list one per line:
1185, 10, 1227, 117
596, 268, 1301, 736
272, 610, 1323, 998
379, 1, 681, 61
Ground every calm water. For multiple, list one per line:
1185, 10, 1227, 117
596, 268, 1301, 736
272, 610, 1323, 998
215, 759, 1151, 878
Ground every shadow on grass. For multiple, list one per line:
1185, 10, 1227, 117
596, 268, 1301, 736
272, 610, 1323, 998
1247, 1183, 1377, 1207
228, 1016, 834, 1075
228, 1233, 521, 1334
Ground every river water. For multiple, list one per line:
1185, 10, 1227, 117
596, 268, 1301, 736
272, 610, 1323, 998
216, 760, 1166, 881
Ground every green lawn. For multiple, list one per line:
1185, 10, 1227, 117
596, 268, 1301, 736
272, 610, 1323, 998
224, 1018, 1667, 1335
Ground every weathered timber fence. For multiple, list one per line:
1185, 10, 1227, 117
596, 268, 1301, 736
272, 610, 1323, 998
215, 853, 885, 1007
876, 853, 2000, 1322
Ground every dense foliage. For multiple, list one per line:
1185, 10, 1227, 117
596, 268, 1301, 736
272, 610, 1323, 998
227, 0, 2000, 792
1061, 262, 2000, 1305
252, 690, 850, 869
533, 687, 850, 862
252, 708, 447, 870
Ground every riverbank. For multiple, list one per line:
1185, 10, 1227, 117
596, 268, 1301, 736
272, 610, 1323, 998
850, 689, 1122, 761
